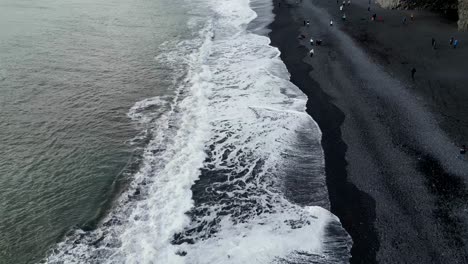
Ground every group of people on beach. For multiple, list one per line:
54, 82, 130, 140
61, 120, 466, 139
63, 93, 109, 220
416, 36, 460, 84
297, 0, 354, 57
309, 37, 323, 57
339, 0, 351, 20
449, 37, 459, 49
298, 32, 323, 57
299, 1, 340, 57
286, 0, 467, 160
431, 37, 459, 49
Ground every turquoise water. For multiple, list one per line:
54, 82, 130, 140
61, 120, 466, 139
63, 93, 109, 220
0, 0, 187, 262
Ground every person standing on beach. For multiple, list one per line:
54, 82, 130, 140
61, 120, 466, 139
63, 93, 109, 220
411, 67, 416, 81
431, 38, 435, 48
330, 20, 334, 26
306, 20, 310, 27
454, 39, 459, 49
410, 13, 414, 21
309, 49, 315, 57
342, 13, 347, 20
460, 145, 466, 160
450, 37, 454, 46
310, 38, 314, 46
347, 0, 351, 6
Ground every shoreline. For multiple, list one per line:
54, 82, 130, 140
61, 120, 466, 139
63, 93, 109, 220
269, 0, 468, 263
269, 1, 379, 263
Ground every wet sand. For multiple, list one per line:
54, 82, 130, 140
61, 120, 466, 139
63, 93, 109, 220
269, 0, 468, 263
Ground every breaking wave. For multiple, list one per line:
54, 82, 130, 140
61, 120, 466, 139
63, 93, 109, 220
44, 0, 351, 263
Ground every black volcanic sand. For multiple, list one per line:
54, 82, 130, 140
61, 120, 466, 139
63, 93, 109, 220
269, 0, 468, 263
325, 0, 468, 145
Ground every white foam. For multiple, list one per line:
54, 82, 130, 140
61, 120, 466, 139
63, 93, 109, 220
44, 0, 351, 262
45, 27, 215, 263
167, 0, 350, 262
181, 207, 335, 263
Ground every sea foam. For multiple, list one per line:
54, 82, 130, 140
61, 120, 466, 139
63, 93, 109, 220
44, 0, 351, 263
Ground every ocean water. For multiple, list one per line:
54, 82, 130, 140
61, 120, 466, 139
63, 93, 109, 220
0, 0, 351, 263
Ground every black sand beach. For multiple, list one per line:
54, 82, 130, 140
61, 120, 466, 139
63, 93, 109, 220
269, 0, 468, 263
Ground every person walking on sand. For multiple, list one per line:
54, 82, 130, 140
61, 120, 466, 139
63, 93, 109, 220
347, 0, 351, 6
411, 67, 416, 81
340, 5, 343, 11
402, 17, 407, 25
460, 145, 466, 160
306, 20, 310, 27
330, 20, 334, 26
309, 48, 315, 57
450, 36, 454, 46
342, 13, 347, 20
310, 38, 314, 46
454, 39, 459, 49
410, 13, 414, 21
432, 38, 437, 49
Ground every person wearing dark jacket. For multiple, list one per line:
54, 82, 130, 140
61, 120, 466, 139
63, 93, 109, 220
411, 67, 416, 81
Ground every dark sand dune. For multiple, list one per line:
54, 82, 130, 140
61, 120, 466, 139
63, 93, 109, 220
270, 0, 468, 263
